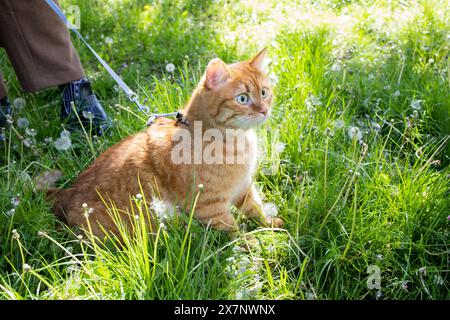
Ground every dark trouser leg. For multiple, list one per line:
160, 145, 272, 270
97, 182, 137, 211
0, 71, 7, 99
0, 0, 85, 93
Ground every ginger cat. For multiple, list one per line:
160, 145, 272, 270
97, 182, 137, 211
47, 49, 283, 238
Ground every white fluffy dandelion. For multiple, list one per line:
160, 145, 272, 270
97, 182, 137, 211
13, 97, 26, 110
105, 37, 114, 45
17, 117, 29, 129
60, 130, 71, 138
25, 128, 37, 136
263, 202, 278, 217
54, 135, 72, 151
410, 99, 422, 110
82, 110, 94, 120
348, 126, 362, 141
151, 198, 168, 219
165, 63, 175, 73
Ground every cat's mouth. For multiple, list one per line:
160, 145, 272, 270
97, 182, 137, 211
231, 113, 268, 129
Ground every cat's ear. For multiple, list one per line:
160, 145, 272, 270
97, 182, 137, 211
205, 58, 230, 90
250, 48, 268, 73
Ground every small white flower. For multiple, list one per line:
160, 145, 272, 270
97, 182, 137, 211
17, 117, 29, 128
11, 196, 20, 207
165, 63, 175, 73
105, 37, 114, 45
12, 229, 20, 239
348, 126, 362, 141
13, 97, 26, 110
37, 231, 46, 237
368, 74, 375, 80
159, 222, 166, 229
82, 110, 93, 120
151, 198, 168, 219
393, 90, 400, 97
197, 184, 204, 191
135, 193, 143, 201
25, 128, 37, 136
60, 130, 71, 138
334, 119, 345, 129
264, 202, 278, 217
376, 254, 383, 261
54, 136, 72, 151
274, 142, 286, 153
410, 99, 422, 110
6, 208, 15, 216
23, 264, 32, 272
23, 138, 33, 148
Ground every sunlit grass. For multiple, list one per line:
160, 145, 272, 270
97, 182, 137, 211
0, 0, 448, 300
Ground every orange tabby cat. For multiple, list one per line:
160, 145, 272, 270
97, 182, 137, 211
46, 49, 283, 238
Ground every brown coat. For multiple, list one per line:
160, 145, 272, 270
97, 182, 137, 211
0, 0, 84, 98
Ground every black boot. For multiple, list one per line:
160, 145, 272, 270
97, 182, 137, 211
0, 96, 12, 129
60, 78, 111, 136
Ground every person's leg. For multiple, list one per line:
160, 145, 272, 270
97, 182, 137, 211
0, 71, 12, 130
0, 71, 8, 100
0, 0, 110, 135
0, 0, 84, 92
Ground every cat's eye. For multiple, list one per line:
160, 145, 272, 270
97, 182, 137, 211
236, 93, 249, 105
261, 88, 268, 98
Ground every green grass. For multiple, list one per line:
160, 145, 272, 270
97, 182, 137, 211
0, 0, 449, 300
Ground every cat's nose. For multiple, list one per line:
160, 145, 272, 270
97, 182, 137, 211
257, 107, 269, 116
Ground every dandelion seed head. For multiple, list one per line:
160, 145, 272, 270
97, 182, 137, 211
23, 137, 33, 148
82, 110, 94, 120
37, 231, 46, 237
54, 135, 72, 151
25, 128, 37, 136
151, 198, 168, 219
348, 126, 362, 141
105, 37, 114, 45
12, 229, 20, 239
165, 63, 175, 73
264, 202, 278, 217
410, 99, 422, 110
17, 117, 29, 129
11, 196, 20, 207
60, 130, 71, 138
13, 97, 26, 110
